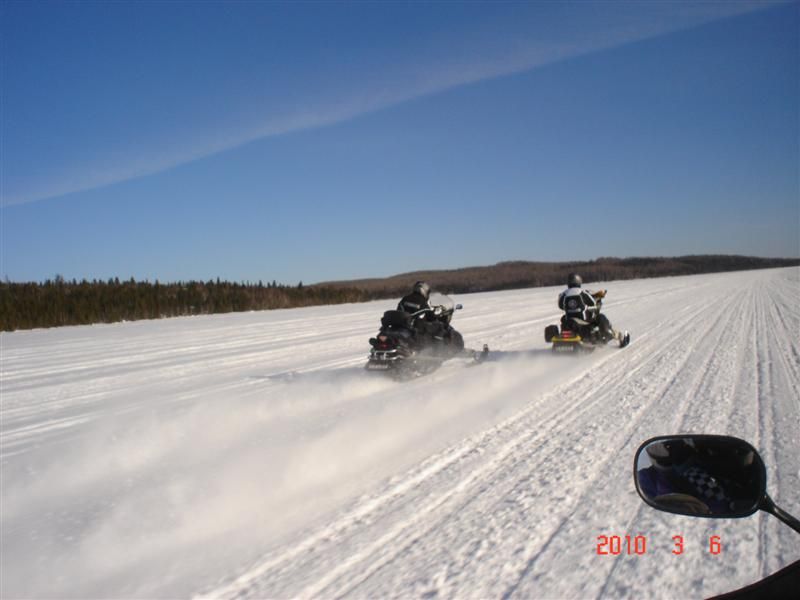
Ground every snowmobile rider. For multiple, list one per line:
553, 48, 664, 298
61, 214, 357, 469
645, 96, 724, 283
398, 281, 460, 347
558, 273, 618, 342
398, 281, 432, 313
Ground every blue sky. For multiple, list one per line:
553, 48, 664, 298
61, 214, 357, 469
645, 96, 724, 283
2, 1, 798, 284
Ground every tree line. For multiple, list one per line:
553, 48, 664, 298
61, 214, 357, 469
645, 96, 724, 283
323, 255, 800, 298
0, 277, 370, 331
2, 255, 798, 331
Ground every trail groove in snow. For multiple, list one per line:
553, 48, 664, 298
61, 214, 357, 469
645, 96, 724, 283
2, 269, 798, 599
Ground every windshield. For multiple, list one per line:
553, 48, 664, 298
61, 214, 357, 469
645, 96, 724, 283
428, 293, 454, 311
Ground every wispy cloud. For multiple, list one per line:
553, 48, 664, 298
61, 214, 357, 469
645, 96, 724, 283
2, 1, 780, 207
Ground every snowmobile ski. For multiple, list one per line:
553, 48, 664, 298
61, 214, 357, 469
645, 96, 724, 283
619, 331, 631, 348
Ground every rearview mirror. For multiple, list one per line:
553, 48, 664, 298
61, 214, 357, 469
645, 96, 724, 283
634, 435, 766, 518
455, 304, 463, 310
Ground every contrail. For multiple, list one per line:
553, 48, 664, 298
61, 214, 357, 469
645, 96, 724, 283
3, 1, 782, 208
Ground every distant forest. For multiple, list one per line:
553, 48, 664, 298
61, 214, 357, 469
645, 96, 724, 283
1, 278, 370, 332
2, 255, 798, 331
321, 255, 800, 297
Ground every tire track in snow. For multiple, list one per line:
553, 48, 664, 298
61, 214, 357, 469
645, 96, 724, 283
514, 280, 750, 600
4, 270, 797, 600
754, 279, 778, 578
285, 274, 789, 600
598, 280, 765, 599
202, 275, 738, 599
201, 361, 616, 599
756, 274, 800, 576
225, 286, 712, 596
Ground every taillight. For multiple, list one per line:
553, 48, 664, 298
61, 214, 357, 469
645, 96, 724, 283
376, 335, 395, 349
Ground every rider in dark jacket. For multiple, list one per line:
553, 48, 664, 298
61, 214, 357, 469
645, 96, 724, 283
398, 281, 461, 348
398, 281, 432, 314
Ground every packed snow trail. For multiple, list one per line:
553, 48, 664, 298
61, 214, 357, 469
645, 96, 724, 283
1, 269, 798, 599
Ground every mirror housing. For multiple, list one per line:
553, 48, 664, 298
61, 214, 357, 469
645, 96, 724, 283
633, 435, 766, 518
455, 304, 463, 310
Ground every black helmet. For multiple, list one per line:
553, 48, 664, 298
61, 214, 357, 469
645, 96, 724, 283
567, 273, 582, 288
645, 439, 695, 468
413, 281, 431, 300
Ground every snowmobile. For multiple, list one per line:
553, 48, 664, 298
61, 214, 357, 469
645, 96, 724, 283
544, 289, 630, 353
633, 434, 800, 597
366, 293, 487, 378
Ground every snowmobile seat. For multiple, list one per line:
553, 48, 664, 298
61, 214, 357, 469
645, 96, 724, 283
561, 315, 589, 328
381, 310, 413, 330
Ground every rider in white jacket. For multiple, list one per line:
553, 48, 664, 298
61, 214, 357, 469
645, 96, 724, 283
558, 273, 620, 343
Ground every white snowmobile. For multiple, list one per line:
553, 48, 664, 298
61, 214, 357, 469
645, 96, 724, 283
544, 289, 630, 353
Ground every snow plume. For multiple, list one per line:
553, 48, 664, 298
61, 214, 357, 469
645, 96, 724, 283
1, 370, 382, 596
1, 349, 579, 598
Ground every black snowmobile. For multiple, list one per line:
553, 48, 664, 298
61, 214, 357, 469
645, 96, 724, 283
544, 289, 630, 353
366, 294, 486, 378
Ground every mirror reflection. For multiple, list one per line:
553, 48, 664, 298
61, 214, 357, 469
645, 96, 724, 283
635, 436, 766, 517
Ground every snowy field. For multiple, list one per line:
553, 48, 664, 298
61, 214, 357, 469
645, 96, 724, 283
2, 268, 799, 599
